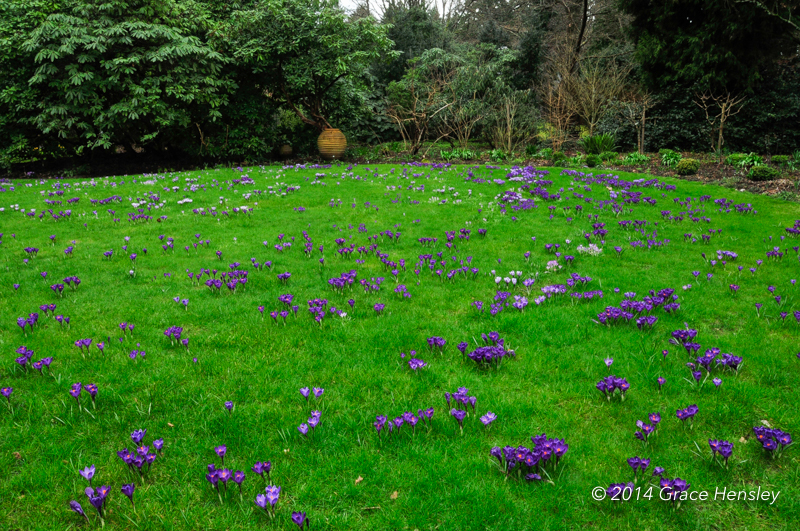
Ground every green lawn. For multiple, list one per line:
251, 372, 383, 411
1, 163, 799, 530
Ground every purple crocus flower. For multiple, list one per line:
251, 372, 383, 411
121, 483, 135, 507
1, 387, 12, 403
214, 445, 227, 463
313, 387, 324, 398
298, 423, 309, 436
254, 493, 267, 510
79, 464, 95, 485
300, 387, 310, 400
131, 429, 146, 444
69, 500, 88, 520
265, 485, 281, 507
480, 412, 497, 427
224, 401, 234, 412
291, 511, 309, 529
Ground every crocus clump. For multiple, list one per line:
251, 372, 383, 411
596, 375, 630, 401
462, 332, 515, 368
373, 408, 434, 438
708, 439, 734, 467
490, 433, 568, 482
753, 426, 792, 458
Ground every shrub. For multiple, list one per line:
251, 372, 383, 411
728, 152, 763, 167
660, 149, 682, 167
550, 151, 567, 166
585, 154, 601, 168
489, 149, 508, 163
568, 154, 585, 167
771, 155, 789, 165
675, 158, 701, 175
537, 147, 553, 159
525, 145, 539, 157
599, 151, 618, 161
580, 133, 615, 155
622, 152, 650, 165
748, 165, 781, 181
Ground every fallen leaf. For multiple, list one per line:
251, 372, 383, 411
13, 452, 21, 460
739, 437, 748, 444
390, 491, 398, 500
355, 476, 363, 485
167, 423, 174, 428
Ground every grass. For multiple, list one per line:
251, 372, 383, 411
1, 163, 799, 530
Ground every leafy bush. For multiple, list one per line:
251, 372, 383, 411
727, 152, 763, 167
623, 152, 650, 165
585, 154, 601, 168
675, 158, 701, 175
567, 155, 585, 167
748, 165, 781, 181
580, 133, 616, 155
771, 155, 789, 165
489, 149, 508, 162
660, 149, 682, 167
550, 151, 567, 166
537, 147, 553, 159
455, 148, 478, 160
599, 151, 618, 161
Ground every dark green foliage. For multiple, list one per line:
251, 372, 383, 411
599, 151, 618, 161
372, 6, 449, 86
675, 158, 700, 175
748, 164, 781, 181
585, 154, 601, 167
551, 150, 566, 166
221, 0, 395, 132
619, 0, 796, 92
478, 20, 511, 48
660, 149, 681, 167
580, 133, 615, 155
24, 0, 232, 152
0, 0, 62, 168
771, 155, 790, 165
506, 9, 551, 90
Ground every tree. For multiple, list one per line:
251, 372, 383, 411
24, 0, 231, 152
385, 49, 458, 154
0, 0, 62, 167
695, 90, 747, 155
221, 0, 396, 131
619, 0, 797, 92
614, 87, 655, 154
372, 5, 450, 85
568, 58, 630, 136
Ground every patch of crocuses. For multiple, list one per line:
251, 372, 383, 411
490, 433, 568, 483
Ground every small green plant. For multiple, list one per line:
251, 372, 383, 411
771, 155, 789, 165
790, 150, 800, 170
580, 133, 616, 155
728, 152, 763, 168
489, 149, 508, 163
537, 147, 553, 159
567, 154, 585, 167
440, 149, 455, 161
550, 151, 567, 166
622, 152, 649, 165
525, 145, 540, 157
660, 149, 682, 167
599, 151, 618, 162
675, 158, 701, 175
585, 154, 601, 168
748, 165, 780, 181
